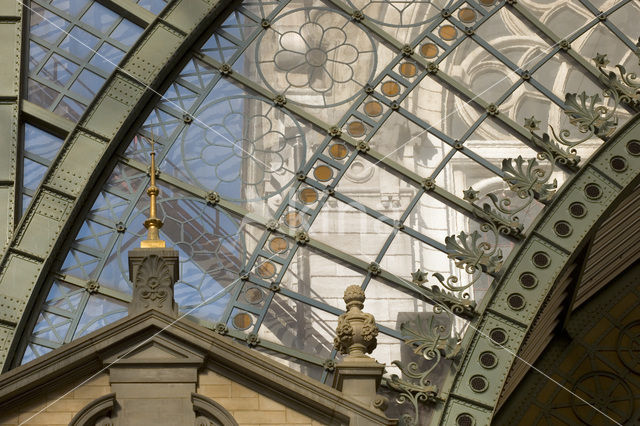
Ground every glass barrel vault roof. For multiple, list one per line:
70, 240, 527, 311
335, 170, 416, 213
14, 0, 640, 419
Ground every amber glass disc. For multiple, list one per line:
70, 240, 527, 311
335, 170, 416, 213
257, 261, 276, 278
269, 237, 288, 253
244, 287, 264, 304
458, 8, 477, 23
313, 164, 333, 181
381, 81, 400, 97
439, 25, 457, 41
284, 211, 302, 228
420, 43, 438, 58
299, 187, 318, 204
399, 62, 417, 77
232, 313, 253, 330
347, 121, 366, 137
363, 101, 383, 117
329, 143, 348, 159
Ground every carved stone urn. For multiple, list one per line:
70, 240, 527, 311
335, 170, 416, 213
334, 285, 379, 358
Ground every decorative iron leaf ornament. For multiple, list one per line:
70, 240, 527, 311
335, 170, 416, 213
445, 229, 502, 275
387, 313, 461, 426
558, 91, 618, 144
593, 52, 640, 109
502, 155, 557, 202
430, 223, 503, 293
533, 132, 580, 168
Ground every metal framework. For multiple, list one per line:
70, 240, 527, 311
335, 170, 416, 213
0, 0, 639, 424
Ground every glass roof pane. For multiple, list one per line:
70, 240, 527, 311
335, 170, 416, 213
26, 0, 145, 122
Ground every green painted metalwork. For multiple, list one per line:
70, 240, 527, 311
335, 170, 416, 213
3, 0, 640, 423
0, 0, 232, 371
436, 112, 640, 424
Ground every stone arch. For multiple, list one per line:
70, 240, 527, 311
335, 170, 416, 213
192, 393, 239, 426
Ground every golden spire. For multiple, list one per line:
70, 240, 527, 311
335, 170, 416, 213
140, 133, 166, 248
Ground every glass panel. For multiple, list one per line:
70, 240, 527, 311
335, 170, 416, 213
24, 124, 64, 160
136, 0, 167, 14
59, 26, 99, 59
80, 2, 118, 33
27, 0, 144, 120
39, 53, 78, 86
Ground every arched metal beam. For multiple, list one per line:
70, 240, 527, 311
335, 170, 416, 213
0, 0, 232, 371
436, 113, 640, 424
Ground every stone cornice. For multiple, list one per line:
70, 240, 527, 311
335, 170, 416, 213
0, 310, 395, 425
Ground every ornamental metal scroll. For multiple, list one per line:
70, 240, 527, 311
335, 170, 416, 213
386, 311, 462, 426
458, 76, 630, 245
436, 221, 504, 293
593, 39, 640, 110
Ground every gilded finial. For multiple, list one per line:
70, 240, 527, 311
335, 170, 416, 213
140, 133, 165, 248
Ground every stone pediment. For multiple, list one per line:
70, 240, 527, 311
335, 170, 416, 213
0, 310, 395, 425
102, 335, 203, 365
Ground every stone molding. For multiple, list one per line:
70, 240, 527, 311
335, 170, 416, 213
192, 393, 238, 426
69, 393, 117, 426
0, 310, 395, 425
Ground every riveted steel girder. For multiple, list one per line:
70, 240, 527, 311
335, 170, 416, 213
0, 1, 23, 262
0, 0, 232, 372
435, 113, 640, 425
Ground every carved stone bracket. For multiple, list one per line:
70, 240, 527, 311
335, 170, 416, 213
128, 248, 180, 316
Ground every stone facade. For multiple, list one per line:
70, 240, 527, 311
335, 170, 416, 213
197, 370, 322, 426
0, 374, 110, 425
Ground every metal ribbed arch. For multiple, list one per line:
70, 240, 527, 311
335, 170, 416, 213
0, 0, 232, 371
436, 112, 640, 425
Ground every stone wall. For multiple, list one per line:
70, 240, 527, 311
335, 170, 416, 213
0, 370, 327, 426
197, 369, 324, 426
0, 373, 110, 425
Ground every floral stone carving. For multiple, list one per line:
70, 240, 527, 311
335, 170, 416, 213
334, 285, 379, 357
130, 252, 179, 316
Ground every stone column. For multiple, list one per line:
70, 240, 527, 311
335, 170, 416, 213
128, 247, 179, 316
332, 285, 386, 410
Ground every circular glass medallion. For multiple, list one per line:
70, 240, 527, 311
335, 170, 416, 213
257, 261, 277, 279
244, 287, 264, 304
299, 187, 318, 204
269, 237, 289, 253
329, 143, 348, 159
479, 0, 495, 5
439, 25, 458, 41
364, 100, 383, 117
232, 312, 253, 330
458, 8, 477, 23
399, 62, 417, 77
284, 211, 303, 228
347, 121, 366, 137
420, 43, 438, 58
381, 81, 400, 97
314, 165, 334, 181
